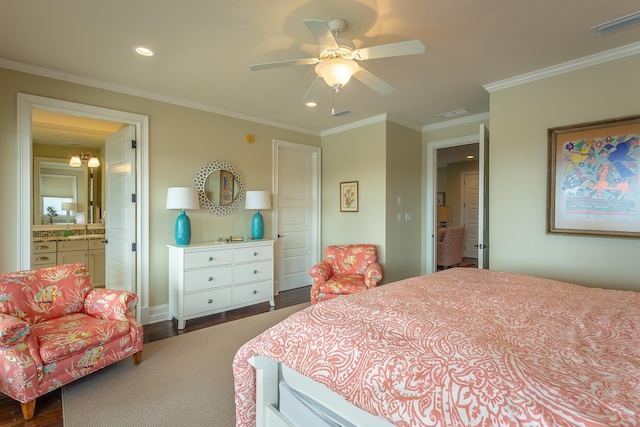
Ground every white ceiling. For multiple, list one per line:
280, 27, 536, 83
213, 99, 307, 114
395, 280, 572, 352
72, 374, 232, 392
2, 1, 640, 135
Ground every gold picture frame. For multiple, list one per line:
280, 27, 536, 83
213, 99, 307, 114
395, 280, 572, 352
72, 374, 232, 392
547, 115, 640, 239
340, 181, 359, 212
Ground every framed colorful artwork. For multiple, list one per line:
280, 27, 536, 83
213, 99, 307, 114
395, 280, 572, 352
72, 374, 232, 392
220, 170, 234, 206
340, 181, 359, 212
547, 115, 640, 238
436, 192, 445, 207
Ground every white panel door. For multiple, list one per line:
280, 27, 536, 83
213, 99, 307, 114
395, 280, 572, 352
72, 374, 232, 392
274, 141, 320, 292
463, 172, 479, 259
478, 124, 490, 269
105, 125, 136, 292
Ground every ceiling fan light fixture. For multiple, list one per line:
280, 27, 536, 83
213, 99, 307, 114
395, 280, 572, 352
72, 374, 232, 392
305, 101, 318, 107
315, 58, 360, 89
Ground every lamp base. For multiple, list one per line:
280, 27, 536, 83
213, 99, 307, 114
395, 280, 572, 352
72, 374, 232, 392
251, 210, 264, 240
175, 210, 192, 246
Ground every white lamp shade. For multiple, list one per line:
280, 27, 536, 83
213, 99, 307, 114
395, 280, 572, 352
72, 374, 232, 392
61, 202, 77, 211
315, 58, 360, 88
87, 156, 100, 168
166, 187, 200, 210
245, 191, 271, 210
69, 155, 82, 167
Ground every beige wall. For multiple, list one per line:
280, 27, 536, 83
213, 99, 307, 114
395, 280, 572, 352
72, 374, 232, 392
384, 121, 422, 282
321, 121, 387, 267
489, 54, 640, 291
0, 67, 320, 308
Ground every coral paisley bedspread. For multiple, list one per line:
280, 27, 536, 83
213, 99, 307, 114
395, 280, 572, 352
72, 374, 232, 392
233, 268, 640, 426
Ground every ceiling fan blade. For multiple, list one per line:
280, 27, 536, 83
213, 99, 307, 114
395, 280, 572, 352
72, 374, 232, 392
353, 68, 394, 96
352, 40, 425, 61
304, 19, 339, 50
250, 58, 319, 71
302, 77, 325, 105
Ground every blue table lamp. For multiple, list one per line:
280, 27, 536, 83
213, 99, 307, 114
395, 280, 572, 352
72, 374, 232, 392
166, 187, 200, 246
245, 191, 271, 240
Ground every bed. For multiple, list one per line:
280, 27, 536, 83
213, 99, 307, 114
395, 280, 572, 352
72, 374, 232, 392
233, 268, 640, 426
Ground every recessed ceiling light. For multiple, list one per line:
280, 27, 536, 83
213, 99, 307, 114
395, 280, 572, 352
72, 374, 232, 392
437, 108, 470, 118
133, 46, 155, 57
305, 101, 318, 107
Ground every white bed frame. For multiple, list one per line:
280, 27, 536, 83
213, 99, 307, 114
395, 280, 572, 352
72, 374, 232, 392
250, 356, 394, 427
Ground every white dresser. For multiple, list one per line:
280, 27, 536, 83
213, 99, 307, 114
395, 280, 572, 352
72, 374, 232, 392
168, 240, 275, 329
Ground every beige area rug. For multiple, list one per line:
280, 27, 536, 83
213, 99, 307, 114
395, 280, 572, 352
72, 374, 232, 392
62, 303, 309, 427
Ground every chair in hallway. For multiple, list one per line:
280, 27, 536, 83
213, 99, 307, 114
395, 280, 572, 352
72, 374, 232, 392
437, 226, 465, 269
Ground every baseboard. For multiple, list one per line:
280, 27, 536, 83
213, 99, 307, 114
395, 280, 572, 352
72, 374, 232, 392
146, 303, 170, 325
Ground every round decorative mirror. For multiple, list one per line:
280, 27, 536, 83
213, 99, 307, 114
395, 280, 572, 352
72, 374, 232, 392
193, 160, 246, 215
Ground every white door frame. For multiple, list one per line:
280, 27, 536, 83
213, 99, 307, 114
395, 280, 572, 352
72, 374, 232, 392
271, 139, 321, 294
425, 134, 479, 273
17, 93, 150, 323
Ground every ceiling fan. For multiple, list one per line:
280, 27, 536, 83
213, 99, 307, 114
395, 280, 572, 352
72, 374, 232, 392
250, 18, 425, 106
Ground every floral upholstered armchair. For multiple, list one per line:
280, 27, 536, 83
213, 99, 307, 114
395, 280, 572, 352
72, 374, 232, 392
0, 263, 143, 420
309, 244, 383, 304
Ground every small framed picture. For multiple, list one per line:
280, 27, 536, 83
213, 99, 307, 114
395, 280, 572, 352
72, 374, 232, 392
436, 192, 445, 207
340, 181, 359, 212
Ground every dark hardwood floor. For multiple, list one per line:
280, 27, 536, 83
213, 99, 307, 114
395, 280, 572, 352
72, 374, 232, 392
0, 286, 310, 427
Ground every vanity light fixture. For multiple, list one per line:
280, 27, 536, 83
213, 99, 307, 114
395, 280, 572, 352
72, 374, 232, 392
245, 191, 271, 240
69, 152, 100, 168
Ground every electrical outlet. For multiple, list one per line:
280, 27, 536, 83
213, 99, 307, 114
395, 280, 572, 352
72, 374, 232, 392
398, 213, 401, 222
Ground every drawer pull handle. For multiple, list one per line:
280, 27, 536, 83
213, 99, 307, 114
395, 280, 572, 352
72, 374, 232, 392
36, 245, 51, 250
208, 256, 214, 261
207, 299, 213, 304
252, 290, 257, 295
208, 277, 213, 281
253, 252, 258, 256
36, 256, 50, 261
253, 270, 257, 274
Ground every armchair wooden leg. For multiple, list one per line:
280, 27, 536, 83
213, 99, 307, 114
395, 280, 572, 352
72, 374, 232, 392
133, 350, 142, 365
21, 400, 35, 420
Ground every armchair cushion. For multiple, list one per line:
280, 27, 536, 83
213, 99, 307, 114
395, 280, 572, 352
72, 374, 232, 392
309, 244, 383, 304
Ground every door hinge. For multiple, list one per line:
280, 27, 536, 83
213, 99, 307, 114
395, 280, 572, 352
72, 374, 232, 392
132, 243, 137, 252
131, 140, 137, 149
132, 194, 137, 203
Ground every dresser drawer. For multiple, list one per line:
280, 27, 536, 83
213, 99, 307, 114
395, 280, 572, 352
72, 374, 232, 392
234, 280, 273, 306
184, 266, 232, 293
88, 239, 105, 250
233, 260, 273, 284
32, 253, 56, 267
32, 242, 57, 254
184, 288, 232, 316
234, 245, 272, 263
58, 240, 89, 252
184, 249, 232, 269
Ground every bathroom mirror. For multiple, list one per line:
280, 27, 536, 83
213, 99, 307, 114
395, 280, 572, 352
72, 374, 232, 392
194, 160, 245, 215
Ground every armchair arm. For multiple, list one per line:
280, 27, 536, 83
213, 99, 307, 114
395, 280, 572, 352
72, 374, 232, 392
364, 262, 383, 288
0, 314, 31, 347
84, 289, 139, 321
309, 260, 332, 286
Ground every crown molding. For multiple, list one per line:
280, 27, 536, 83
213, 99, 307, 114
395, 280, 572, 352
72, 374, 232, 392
320, 113, 388, 136
0, 57, 320, 137
484, 41, 640, 92
422, 112, 490, 132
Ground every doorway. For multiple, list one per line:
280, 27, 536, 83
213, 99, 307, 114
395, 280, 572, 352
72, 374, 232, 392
426, 124, 489, 273
272, 139, 321, 292
17, 94, 151, 323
